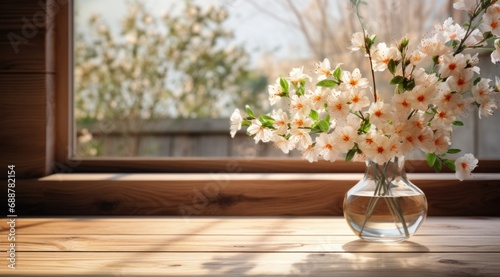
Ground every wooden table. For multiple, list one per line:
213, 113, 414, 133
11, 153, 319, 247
1, 217, 499, 276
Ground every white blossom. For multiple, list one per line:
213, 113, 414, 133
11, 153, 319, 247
481, 8, 500, 36
408, 85, 434, 111
348, 89, 371, 111
438, 53, 467, 78
478, 100, 498, 119
230, 108, 243, 138
391, 93, 412, 116
360, 133, 398, 165
371, 43, 400, 72
349, 32, 366, 52
430, 128, 451, 154
447, 68, 474, 94
301, 144, 319, 163
272, 135, 294, 154
289, 95, 312, 117
416, 127, 435, 153
289, 128, 312, 150
472, 78, 493, 105
288, 66, 312, 86
333, 126, 358, 153
341, 68, 369, 91
307, 87, 328, 111
247, 120, 273, 143
367, 101, 392, 126
326, 93, 351, 121
454, 153, 478, 181
268, 78, 284, 106
491, 39, 500, 64
316, 133, 339, 162
315, 58, 332, 80
271, 109, 289, 135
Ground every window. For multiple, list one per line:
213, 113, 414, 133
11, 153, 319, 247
61, 1, 498, 172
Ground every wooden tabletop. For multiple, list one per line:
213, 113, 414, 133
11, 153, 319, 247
1, 217, 499, 276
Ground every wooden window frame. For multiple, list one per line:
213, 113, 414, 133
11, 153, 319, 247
54, 0, 499, 174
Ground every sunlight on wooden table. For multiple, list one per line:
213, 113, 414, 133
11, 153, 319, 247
1, 217, 499, 276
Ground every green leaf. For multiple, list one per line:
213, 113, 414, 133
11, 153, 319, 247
245, 105, 255, 118
399, 37, 409, 50
333, 66, 342, 80
453, 121, 464, 126
279, 77, 289, 93
445, 39, 460, 48
366, 35, 376, 49
361, 121, 371, 133
258, 115, 275, 128
402, 78, 415, 91
432, 55, 439, 65
473, 77, 481, 86
241, 120, 251, 127
316, 79, 337, 87
260, 114, 275, 122
390, 76, 405, 85
426, 153, 437, 167
345, 149, 356, 162
483, 31, 493, 39
318, 119, 330, 133
309, 110, 319, 121
296, 83, 305, 96
388, 59, 397, 75
434, 159, 442, 172
447, 148, 461, 154
443, 159, 456, 171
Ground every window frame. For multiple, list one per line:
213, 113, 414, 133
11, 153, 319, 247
54, 0, 500, 174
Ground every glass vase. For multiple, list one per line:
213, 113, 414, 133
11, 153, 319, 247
343, 156, 428, 242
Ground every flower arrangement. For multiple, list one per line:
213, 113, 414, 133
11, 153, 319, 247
230, 0, 500, 181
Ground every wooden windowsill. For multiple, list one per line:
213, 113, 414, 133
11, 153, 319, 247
40, 172, 500, 181
14, 173, 500, 216
0, 216, 499, 276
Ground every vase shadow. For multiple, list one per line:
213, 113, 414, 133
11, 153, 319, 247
342, 239, 430, 252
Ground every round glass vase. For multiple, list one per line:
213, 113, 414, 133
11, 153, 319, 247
343, 156, 428, 242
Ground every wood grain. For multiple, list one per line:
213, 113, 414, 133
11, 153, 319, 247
0, 0, 51, 30
0, 251, 499, 276
53, 0, 69, 166
0, 0, 56, 178
3, 217, 500, 236
4, 234, 500, 252
58, 158, 500, 173
0, 74, 53, 178
0, 0, 57, 73
13, 174, 500, 216
0, 217, 498, 276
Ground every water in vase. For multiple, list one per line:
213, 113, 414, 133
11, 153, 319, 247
344, 191, 427, 242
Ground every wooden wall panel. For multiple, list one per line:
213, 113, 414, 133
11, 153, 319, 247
0, 0, 57, 73
0, 0, 56, 178
0, 74, 53, 178
0, 29, 48, 72
14, 174, 500, 216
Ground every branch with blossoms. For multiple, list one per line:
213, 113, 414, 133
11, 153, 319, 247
230, 0, 500, 181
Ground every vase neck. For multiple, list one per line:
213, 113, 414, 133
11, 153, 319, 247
364, 156, 406, 179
